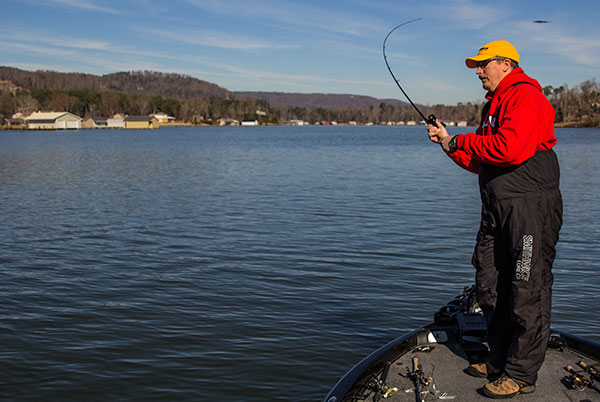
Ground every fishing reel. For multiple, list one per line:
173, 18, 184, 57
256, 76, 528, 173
426, 114, 446, 127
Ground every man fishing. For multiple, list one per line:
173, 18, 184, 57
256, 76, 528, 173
427, 40, 563, 399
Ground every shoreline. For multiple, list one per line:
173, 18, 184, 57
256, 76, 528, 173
0, 122, 600, 131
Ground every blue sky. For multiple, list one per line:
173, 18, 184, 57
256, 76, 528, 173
1, 0, 599, 105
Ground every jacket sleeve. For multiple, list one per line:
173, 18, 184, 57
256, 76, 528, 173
448, 145, 480, 174
456, 86, 542, 166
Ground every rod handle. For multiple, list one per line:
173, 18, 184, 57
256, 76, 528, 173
412, 356, 419, 371
426, 114, 446, 128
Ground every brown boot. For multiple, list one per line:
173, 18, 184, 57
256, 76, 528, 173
483, 373, 535, 398
467, 362, 501, 378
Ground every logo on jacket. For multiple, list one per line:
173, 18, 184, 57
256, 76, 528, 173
515, 235, 533, 281
482, 115, 498, 129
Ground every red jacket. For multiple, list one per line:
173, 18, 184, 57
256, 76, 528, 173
450, 67, 556, 174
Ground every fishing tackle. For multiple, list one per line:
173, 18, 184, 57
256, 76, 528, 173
564, 365, 600, 393
382, 18, 445, 130
382, 387, 399, 398
577, 360, 600, 381
407, 356, 428, 402
403, 358, 455, 401
359, 361, 394, 402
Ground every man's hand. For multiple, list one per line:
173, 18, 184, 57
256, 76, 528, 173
427, 122, 457, 153
427, 120, 449, 144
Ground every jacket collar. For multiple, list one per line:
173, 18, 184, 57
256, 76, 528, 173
484, 67, 542, 100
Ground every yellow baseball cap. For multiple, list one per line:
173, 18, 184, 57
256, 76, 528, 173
465, 40, 520, 68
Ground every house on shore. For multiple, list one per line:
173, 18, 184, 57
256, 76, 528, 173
124, 115, 159, 129
25, 112, 82, 130
153, 113, 176, 125
106, 117, 124, 128
218, 117, 240, 126
83, 116, 108, 128
6, 117, 24, 128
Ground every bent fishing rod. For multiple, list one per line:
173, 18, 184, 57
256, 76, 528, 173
382, 18, 445, 129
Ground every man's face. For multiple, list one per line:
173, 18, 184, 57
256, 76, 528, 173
476, 58, 511, 92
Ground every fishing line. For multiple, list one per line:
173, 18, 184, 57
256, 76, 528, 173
382, 18, 444, 127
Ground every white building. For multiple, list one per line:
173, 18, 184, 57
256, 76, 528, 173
25, 112, 82, 130
218, 118, 240, 126
106, 118, 125, 128
153, 113, 176, 124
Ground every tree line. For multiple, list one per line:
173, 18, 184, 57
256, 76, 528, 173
1, 78, 598, 127
543, 80, 599, 127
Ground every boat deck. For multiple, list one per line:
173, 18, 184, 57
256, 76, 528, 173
356, 338, 600, 402
328, 289, 600, 402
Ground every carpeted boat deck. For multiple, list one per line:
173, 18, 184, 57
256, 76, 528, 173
362, 341, 599, 401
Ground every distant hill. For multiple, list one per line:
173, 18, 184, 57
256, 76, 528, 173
0, 66, 229, 99
234, 91, 408, 109
0, 66, 407, 109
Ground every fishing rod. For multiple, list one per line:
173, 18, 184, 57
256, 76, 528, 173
408, 356, 427, 402
382, 18, 445, 129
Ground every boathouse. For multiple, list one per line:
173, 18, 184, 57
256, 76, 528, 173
123, 116, 159, 129
83, 116, 108, 128
25, 112, 82, 130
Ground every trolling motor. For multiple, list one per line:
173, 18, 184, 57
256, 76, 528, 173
382, 19, 446, 131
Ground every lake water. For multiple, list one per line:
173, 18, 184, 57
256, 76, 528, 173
1, 126, 599, 401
